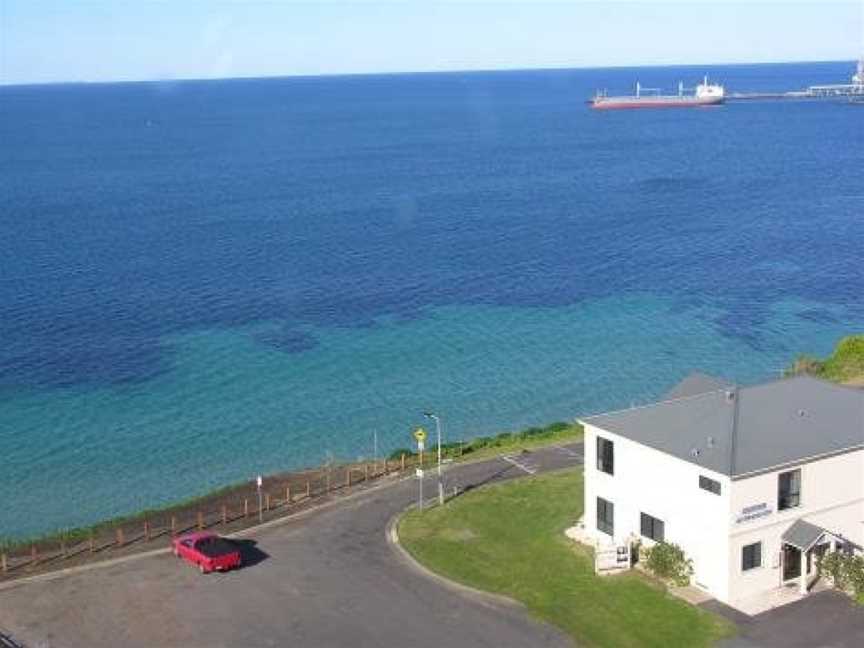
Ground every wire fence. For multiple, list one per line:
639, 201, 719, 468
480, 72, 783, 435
0, 451, 430, 581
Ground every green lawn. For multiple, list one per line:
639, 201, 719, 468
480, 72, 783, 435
399, 469, 734, 648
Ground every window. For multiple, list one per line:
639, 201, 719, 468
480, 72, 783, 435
742, 542, 762, 571
597, 497, 614, 536
699, 475, 721, 495
596, 436, 614, 475
640, 513, 665, 542
778, 469, 801, 510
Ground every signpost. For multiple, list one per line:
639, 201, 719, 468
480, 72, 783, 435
256, 475, 263, 523
414, 428, 427, 510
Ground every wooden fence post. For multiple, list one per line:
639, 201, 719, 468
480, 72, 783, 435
265, 493, 271, 511
144, 520, 151, 542
244, 499, 249, 518
365, 463, 369, 482
31, 545, 38, 567
306, 481, 311, 498
347, 468, 352, 487
61, 538, 67, 558
285, 486, 291, 504
89, 533, 95, 553
383, 457, 388, 474
116, 528, 124, 548
1, 553, 7, 573
197, 512, 204, 530
401, 453, 405, 471
222, 505, 228, 526
171, 516, 177, 537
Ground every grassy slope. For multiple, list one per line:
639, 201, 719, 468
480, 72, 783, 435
391, 421, 583, 466
788, 334, 864, 385
1, 422, 582, 551
399, 470, 733, 648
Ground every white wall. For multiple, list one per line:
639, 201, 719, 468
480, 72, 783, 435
583, 423, 733, 601
727, 449, 864, 604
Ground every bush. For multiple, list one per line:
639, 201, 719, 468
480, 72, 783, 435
645, 542, 694, 586
820, 551, 864, 598
821, 551, 847, 589
388, 448, 415, 461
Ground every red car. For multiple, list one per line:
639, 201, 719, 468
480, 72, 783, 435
171, 532, 242, 573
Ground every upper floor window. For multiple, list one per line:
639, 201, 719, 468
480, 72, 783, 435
778, 469, 801, 511
699, 475, 721, 495
597, 436, 614, 475
640, 513, 665, 542
597, 497, 614, 536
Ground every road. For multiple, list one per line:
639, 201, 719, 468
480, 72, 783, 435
0, 444, 583, 648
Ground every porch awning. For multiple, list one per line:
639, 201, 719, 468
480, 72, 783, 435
782, 519, 827, 552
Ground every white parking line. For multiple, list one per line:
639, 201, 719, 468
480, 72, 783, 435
555, 445, 580, 458
501, 455, 537, 475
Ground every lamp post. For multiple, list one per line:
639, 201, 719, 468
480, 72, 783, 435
423, 412, 444, 505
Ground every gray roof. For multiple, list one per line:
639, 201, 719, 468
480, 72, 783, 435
582, 374, 864, 477
782, 519, 827, 552
665, 373, 734, 400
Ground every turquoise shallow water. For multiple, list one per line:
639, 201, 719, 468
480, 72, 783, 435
1, 61, 863, 538
3, 296, 860, 539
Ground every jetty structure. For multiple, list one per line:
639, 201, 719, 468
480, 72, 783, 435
727, 58, 864, 102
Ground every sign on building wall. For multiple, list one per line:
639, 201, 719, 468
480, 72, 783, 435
595, 545, 630, 574
735, 502, 773, 524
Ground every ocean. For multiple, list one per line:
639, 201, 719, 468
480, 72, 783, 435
1, 61, 863, 539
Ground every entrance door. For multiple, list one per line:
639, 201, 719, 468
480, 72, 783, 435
783, 544, 802, 581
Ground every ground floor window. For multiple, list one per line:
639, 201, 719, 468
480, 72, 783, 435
597, 497, 614, 536
742, 541, 762, 571
640, 512, 665, 542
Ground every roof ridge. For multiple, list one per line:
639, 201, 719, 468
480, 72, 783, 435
580, 386, 733, 421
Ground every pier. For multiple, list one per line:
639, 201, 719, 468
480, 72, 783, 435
728, 59, 863, 102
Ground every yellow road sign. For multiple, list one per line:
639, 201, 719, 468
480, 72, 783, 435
413, 427, 427, 443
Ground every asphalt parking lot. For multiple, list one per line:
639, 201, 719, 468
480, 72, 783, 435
709, 590, 864, 648
0, 445, 581, 648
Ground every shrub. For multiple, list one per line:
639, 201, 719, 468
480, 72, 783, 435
846, 555, 864, 598
388, 448, 415, 461
820, 551, 864, 598
821, 551, 847, 589
644, 542, 694, 586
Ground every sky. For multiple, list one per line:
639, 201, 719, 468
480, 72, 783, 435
1, 1, 863, 85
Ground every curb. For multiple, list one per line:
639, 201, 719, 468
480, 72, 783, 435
385, 509, 523, 610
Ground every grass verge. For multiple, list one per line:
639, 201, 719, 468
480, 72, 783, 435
398, 469, 734, 648
390, 420, 583, 466
1, 421, 582, 552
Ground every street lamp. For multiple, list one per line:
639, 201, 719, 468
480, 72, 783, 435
423, 412, 444, 505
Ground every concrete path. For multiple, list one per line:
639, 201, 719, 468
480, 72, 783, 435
0, 444, 583, 648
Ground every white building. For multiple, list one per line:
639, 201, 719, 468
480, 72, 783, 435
579, 373, 864, 609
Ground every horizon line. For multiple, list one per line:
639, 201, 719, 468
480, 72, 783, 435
0, 56, 858, 89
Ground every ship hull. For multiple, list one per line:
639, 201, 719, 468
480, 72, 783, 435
591, 96, 724, 110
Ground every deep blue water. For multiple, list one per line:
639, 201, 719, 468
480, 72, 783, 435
1, 62, 863, 538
